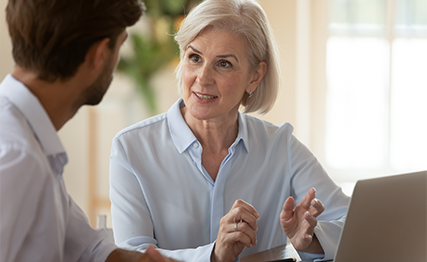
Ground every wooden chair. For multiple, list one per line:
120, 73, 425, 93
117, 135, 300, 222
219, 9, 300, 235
96, 214, 115, 243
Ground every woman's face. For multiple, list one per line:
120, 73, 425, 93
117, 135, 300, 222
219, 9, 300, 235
181, 28, 259, 123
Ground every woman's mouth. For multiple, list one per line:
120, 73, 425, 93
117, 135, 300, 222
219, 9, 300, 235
195, 93, 218, 99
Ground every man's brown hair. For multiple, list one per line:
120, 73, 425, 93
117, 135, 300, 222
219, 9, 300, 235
6, 0, 145, 81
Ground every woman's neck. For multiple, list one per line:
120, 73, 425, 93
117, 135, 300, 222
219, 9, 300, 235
180, 106, 239, 153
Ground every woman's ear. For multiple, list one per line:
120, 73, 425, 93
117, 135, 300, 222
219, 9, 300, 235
247, 61, 267, 93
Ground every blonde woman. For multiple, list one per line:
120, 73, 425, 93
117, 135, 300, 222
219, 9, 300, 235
110, 0, 350, 261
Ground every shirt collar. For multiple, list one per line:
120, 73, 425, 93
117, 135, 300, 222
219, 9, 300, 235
167, 98, 249, 154
0, 74, 66, 157
237, 111, 249, 153
167, 99, 198, 154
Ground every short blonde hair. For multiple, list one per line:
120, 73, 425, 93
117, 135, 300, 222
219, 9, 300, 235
174, 0, 281, 114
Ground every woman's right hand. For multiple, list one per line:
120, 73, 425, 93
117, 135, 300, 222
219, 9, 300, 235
212, 199, 259, 262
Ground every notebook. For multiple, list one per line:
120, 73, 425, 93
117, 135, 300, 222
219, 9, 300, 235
333, 170, 427, 262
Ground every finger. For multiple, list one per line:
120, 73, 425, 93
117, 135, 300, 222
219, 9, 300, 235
298, 188, 316, 210
291, 214, 315, 251
145, 246, 166, 262
230, 206, 259, 231
309, 198, 325, 218
280, 196, 295, 222
228, 227, 256, 248
231, 199, 260, 219
232, 220, 258, 246
303, 211, 318, 237
223, 222, 254, 247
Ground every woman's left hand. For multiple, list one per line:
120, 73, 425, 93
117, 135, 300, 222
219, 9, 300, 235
213, 199, 259, 262
280, 188, 325, 254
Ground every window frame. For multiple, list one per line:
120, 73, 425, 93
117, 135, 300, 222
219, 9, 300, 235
310, 0, 427, 189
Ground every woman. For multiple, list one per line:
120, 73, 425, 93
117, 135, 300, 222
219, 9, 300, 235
110, 0, 350, 261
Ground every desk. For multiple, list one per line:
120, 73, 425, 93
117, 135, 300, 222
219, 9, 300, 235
240, 243, 301, 262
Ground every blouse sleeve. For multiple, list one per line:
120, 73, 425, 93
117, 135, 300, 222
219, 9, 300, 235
286, 131, 350, 260
109, 138, 215, 262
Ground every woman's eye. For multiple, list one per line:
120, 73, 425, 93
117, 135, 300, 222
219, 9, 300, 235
189, 54, 201, 63
219, 60, 232, 68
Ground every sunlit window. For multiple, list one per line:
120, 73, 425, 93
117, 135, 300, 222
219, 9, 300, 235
326, 37, 389, 170
325, 0, 427, 181
390, 38, 427, 171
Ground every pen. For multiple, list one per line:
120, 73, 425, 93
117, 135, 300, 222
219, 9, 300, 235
265, 258, 296, 262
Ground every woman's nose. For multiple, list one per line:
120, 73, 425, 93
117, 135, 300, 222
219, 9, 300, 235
197, 65, 214, 86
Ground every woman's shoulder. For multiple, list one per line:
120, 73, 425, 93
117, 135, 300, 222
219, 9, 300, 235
241, 114, 299, 156
242, 113, 294, 136
114, 112, 168, 141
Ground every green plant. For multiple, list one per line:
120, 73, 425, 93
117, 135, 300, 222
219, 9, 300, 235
117, 0, 200, 115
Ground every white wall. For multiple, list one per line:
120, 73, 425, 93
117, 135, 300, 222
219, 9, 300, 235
0, 0, 14, 80
257, 0, 313, 145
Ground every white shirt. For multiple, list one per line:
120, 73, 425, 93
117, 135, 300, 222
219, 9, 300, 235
110, 99, 350, 262
0, 75, 117, 262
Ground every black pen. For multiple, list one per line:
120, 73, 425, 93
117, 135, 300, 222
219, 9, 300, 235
265, 258, 296, 262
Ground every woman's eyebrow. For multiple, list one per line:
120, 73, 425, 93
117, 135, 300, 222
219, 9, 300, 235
217, 54, 239, 62
187, 45, 239, 62
187, 45, 202, 54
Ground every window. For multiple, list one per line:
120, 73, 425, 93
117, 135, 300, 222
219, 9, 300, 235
324, 0, 427, 186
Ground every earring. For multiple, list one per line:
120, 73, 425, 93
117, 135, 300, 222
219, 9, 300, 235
248, 90, 253, 98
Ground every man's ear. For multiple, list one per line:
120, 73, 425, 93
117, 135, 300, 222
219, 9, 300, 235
247, 61, 267, 93
85, 38, 111, 71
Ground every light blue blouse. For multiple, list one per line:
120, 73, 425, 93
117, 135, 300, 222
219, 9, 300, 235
110, 99, 350, 262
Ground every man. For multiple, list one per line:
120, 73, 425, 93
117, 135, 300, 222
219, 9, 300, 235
0, 1, 178, 261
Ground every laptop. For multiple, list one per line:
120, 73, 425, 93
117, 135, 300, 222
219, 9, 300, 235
333, 170, 427, 262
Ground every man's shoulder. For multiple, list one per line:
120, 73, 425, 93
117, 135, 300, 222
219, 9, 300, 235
0, 96, 41, 156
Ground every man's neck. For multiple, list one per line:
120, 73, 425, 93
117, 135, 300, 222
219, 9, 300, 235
11, 67, 80, 131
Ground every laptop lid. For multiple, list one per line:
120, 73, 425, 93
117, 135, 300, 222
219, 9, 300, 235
334, 171, 427, 262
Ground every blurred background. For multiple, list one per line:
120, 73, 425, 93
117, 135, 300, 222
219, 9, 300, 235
1, 0, 426, 228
